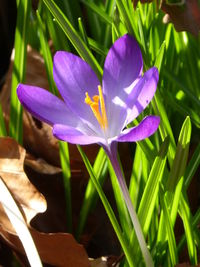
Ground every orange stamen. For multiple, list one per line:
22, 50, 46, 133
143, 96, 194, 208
85, 86, 108, 129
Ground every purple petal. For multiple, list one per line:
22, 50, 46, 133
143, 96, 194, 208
125, 67, 159, 125
115, 116, 160, 142
102, 34, 143, 134
17, 84, 79, 127
53, 124, 104, 145
53, 51, 101, 132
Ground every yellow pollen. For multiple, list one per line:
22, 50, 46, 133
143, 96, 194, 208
85, 86, 108, 129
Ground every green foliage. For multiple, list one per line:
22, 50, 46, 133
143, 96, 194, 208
8, 0, 200, 266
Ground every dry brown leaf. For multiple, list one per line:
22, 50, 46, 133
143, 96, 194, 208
0, 137, 90, 267
0, 225, 90, 267
90, 257, 108, 267
25, 153, 62, 174
161, 0, 200, 35
0, 137, 47, 228
133, 0, 200, 35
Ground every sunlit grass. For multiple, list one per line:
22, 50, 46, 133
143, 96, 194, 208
1, 0, 199, 266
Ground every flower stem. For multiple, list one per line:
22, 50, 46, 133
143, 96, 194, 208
105, 144, 154, 267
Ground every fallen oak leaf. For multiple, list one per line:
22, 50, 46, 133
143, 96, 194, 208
0, 225, 90, 267
0, 137, 47, 225
132, 0, 200, 35
161, 0, 200, 35
0, 177, 43, 267
0, 137, 90, 266
25, 153, 62, 175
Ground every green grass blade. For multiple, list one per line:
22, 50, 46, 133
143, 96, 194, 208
138, 137, 169, 236
128, 119, 157, 164
36, 9, 72, 232
87, 37, 108, 57
36, 10, 58, 95
136, 10, 146, 54
153, 41, 176, 166
76, 148, 108, 240
167, 117, 192, 191
154, 40, 166, 72
59, 141, 72, 232
108, 155, 133, 240
116, 0, 139, 40
54, 0, 81, 28
0, 105, 7, 137
44, 6, 70, 51
78, 18, 89, 47
184, 142, 200, 189
178, 207, 200, 253
160, 185, 178, 266
77, 145, 135, 267
80, 0, 112, 25
163, 69, 200, 109
179, 192, 198, 265
9, 0, 31, 143
43, 0, 103, 79
129, 144, 143, 209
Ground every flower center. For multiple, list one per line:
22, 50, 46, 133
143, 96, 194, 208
85, 85, 108, 130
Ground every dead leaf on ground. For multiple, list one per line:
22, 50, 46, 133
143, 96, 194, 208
0, 226, 90, 267
0, 137, 90, 267
0, 137, 47, 228
161, 0, 200, 35
133, 0, 200, 35
25, 153, 62, 175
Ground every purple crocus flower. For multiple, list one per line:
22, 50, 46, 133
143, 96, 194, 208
17, 34, 159, 149
17, 34, 159, 266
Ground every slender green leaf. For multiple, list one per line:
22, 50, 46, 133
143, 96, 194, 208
9, 0, 31, 143
36, 10, 58, 95
184, 143, 200, 189
44, 6, 70, 51
160, 185, 178, 266
138, 138, 169, 236
78, 18, 89, 47
167, 117, 192, 191
0, 105, 7, 137
179, 192, 198, 265
80, 0, 112, 25
88, 37, 108, 57
77, 145, 135, 267
154, 41, 166, 72
116, 0, 139, 40
54, 0, 81, 28
43, 0, 103, 79
152, 42, 176, 167
59, 141, 72, 232
108, 155, 133, 240
178, 207, 200, 253
76, 148, 108, 239
129, 144, 143, 209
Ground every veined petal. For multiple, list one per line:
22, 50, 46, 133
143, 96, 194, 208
125, 67, 159, 125
53, 124, 104, 145
115, 116, 160, 143
102, 34, 143, 135
53, 51, 101, 133
17, 84, 78, 127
